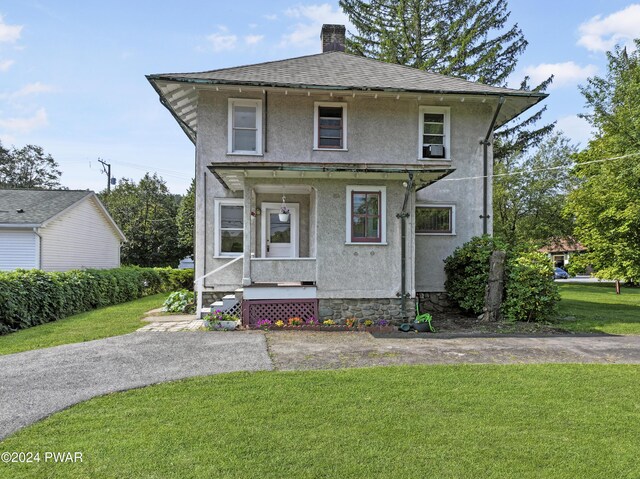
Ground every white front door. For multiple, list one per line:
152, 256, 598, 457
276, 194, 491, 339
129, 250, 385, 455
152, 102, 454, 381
261, 203, 298, 258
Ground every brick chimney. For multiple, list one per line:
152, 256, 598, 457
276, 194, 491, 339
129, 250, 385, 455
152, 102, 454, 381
321, 24, 346, 53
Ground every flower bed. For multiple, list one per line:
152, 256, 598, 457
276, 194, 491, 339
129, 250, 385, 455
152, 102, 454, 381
248, 316, 395, 332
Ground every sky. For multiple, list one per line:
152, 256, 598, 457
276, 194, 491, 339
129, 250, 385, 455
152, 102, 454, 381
0, 0, 638, 194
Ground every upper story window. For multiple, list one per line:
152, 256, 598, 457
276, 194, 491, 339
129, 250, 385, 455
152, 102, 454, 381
228, 99, 262, 155
419, 106, 450, 160
346, 186, 387, 244
415, 205, 455, 235
214, 198, 244, 256
314, 102, 347, 150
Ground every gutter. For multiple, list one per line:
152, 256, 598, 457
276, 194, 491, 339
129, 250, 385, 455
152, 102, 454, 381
33, 227, 42, 269
397, 174, 414, 321
480, 96, 505, 235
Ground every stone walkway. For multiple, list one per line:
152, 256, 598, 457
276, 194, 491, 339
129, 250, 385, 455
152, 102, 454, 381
138, 310, 205, 332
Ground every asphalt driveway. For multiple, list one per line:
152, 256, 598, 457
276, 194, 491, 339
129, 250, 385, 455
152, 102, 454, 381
0, 331, 271, 441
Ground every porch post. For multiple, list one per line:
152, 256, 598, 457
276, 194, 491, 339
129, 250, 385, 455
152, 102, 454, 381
242, 189, 252, 286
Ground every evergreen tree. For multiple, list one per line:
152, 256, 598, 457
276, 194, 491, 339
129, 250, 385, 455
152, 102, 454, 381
339, 0, 554, 159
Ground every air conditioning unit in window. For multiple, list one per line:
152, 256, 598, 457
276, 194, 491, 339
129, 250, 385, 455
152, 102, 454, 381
423, 144, 445, 159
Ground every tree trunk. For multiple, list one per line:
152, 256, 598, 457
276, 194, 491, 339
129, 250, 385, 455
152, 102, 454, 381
482, 250, 506, 322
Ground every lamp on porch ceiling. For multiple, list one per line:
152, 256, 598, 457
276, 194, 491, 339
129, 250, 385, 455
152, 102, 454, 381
279, 194, 290, 222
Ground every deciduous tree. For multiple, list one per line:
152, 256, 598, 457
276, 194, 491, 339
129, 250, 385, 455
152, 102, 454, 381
0, 142, 62, 189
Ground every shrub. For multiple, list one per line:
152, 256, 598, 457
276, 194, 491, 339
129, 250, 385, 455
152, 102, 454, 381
444, 236, 559, 322
0, 267, 192, 335
502, 252, 560, 322
443, 235, 507, 315
162, 290, 195, 314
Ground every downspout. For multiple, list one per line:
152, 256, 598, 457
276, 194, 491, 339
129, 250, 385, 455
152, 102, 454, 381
32, 227, 42, 269
480, 96, 505, 235
397, 173, 414, 321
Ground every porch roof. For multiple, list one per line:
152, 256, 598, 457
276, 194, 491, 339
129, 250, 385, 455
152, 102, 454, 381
207, 162, 455, 192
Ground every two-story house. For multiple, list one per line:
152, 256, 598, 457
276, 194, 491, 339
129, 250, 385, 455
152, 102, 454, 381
147, 25, 546, 325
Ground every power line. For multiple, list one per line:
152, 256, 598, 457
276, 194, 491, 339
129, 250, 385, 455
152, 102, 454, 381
439, 151, 640, 183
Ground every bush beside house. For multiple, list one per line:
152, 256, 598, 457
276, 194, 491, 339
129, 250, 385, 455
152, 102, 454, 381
444, 236, 559, 322
0, 267, 193, 335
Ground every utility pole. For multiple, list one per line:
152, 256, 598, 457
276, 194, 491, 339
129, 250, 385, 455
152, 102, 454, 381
97, 158, 112, 193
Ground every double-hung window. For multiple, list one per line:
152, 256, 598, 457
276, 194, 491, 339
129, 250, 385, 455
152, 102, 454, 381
215, 199, 244, 256
346, 186, 387, 244
314, 102, 347, 150
415, 205, 455, 235
419, 106, 450, 160
228, 99, 262, 155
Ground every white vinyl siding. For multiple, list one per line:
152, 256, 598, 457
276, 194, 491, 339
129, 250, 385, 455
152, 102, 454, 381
0, 230, 38, 270
40, 197, 121, 272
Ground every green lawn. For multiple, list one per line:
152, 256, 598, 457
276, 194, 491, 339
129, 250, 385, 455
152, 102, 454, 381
554, 283, 640, 334
1, 365, 638, 478
0, 294, 166, 355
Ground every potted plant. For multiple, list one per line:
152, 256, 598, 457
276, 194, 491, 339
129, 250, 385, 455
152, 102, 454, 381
204, 310, 240, 331
279, 205, 290, 222
414, 312, 434, 333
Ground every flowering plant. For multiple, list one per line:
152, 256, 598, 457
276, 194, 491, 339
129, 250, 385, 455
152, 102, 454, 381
204, 310, 240, 323
345, 317, 358, 328
376, 319, 389, 327
280, 205, 290, 214
255, 318, 272, 329
305, 316, 318, 326
274, 320, 285, 328
288, 317, 303, 326
323, 319, 336, 326
363, 319, 373, 327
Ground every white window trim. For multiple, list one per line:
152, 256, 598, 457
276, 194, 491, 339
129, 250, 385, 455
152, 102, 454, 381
214, 198, 244, 257
345, 185, 387, 244
415, 204, 456, 236
228, 98, 263, 155
313, 101, 348, 151
418, 106, 450, 161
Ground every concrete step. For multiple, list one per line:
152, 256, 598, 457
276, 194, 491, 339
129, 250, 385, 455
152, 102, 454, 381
222, 294, 238, 310
234, 288, 244, 301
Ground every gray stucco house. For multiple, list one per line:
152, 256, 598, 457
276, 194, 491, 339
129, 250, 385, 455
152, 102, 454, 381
147, 25, 545, 324
0, 189, 126, 271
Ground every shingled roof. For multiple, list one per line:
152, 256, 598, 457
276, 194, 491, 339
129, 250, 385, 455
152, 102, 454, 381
147, 51, 547, 143
0, 189, 93, 226
150, 51, 538, 96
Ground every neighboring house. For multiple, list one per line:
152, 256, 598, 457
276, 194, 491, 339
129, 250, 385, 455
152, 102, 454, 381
539, 237, 587, 269
147, 24, 546, 323
0, 189, 126, 272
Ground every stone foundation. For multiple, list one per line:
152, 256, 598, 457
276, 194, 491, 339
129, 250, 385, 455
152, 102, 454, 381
416, 292, 458, 314
318, 298, 415, 324
201, 291, 228, 307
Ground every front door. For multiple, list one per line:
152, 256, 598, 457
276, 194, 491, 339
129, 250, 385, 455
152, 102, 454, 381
262, 203, 298, 258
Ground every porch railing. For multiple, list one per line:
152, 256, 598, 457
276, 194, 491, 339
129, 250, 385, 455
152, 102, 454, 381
194, 255, 243, 319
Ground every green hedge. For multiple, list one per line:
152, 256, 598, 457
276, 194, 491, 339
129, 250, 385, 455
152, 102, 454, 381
0, 267, 194, 335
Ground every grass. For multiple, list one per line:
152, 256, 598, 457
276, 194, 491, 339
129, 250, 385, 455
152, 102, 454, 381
554, 283, 640, 334
0, 365, 639, 478
0, 294, 166, 355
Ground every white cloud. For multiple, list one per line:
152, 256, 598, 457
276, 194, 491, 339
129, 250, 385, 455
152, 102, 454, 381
0, 15, 23, 43
281, 3, 351, 49
264, 14, 278, 21
0, 59, 14, 71
206, 27, 237, 52
523, 62, 598, 89
12, 82, 55, 97
578, 4, 640, 52
556, 115, 593, 147
244, 34, 264, 46
0, 108, 48, 133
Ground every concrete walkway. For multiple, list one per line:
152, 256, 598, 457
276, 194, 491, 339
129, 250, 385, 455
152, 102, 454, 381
266, 331, 640, 370
0, 332, 270, 441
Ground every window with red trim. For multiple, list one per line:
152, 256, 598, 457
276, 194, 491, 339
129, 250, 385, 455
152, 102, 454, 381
350, 191, 381, 242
